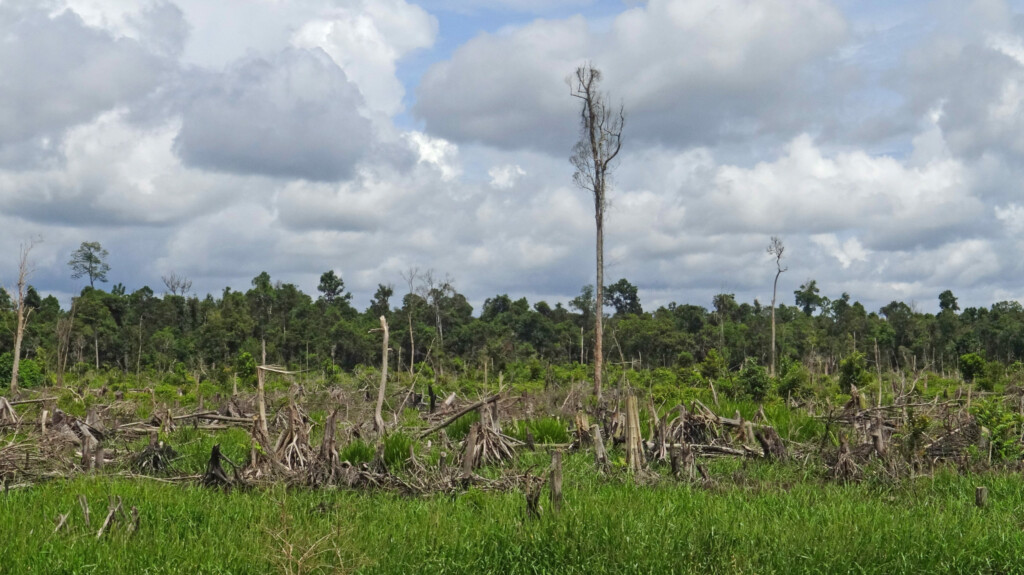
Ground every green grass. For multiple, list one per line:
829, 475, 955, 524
3, 456, 1024, 574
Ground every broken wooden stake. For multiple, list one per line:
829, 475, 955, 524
96, 496, 123, 539
976, 486, 988, 508
550, 450, 563, 513
78, 495, 90, 528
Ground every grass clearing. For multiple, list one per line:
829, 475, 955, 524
3, 456, 1023, 574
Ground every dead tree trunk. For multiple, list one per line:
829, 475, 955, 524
625, 394, 644, 472
10, 240, 37, 395
550, 450, 563, 513
374, 316, 390, 434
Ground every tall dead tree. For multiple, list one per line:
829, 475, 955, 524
374, 316, 390, 434
571, 64, 624, 402
767, 236, 787, 378
10, 239, 38, 395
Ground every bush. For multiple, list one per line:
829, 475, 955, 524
737, 359, 771, 401
339, 440, 375, 464
235, 352, 257, 386
508, 417, 570, 444
776, 358, 811, 399
959, 353, 985, 383
383, 433, 415, 470
838, 352, 873, 393
446, 410, 480, 441
0, 353, 46, 388
971, 398, 1023, 461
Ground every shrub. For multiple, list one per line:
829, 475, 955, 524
959, 353, 985, 383
737, 359, 771, 401
383, 433, 415, 470
838, 352, 872, 393
446, 410, 480, 441
971, 398, 1024, 461
776, 358, 811, 399
0, 354, 46, 388
508, 417, 570, 444
235, 352, 257, 386
339, 440, 375, 464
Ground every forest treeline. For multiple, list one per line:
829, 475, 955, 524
2, 266, 1022, 397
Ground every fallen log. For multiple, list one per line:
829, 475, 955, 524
419, 394, 500, 438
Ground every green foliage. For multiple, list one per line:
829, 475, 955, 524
0, 353, 46, 388
736, 359, 771, 401
382, 433, 414, 470
235, 352, 257, 386
838, 352, 872, 393
971, 398, 1024, 462
776, 358, 811, 399
6, 462, 1024, 573
959, 353, 985, 383
446, 410, 480, 441
339, 440, 375, 464
699, 349, 726, 381
0, 353, 10, 384
508, 417, 570, 444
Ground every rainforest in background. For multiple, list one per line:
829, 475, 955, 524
2, 262, 1019, 398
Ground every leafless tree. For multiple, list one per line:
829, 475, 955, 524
161, 271, 192, 296
768, 236, 787, 378
55, 299, 76, 387
400, 267, 420, 374
570, 64, 624, 402
9, 239, 39, 394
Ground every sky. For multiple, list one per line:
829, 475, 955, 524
2, 0, 1024, 315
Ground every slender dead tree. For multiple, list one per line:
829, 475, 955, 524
10, 239, 39, 394
571, 64, 624, 402
374, 316, 390, 434
768, 236, 787, 378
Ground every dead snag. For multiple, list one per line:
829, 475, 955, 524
670, 444, 695, 481
574, 412, 592, 447
524, 471, 545, 520
274, 400, 312, 471
461, 422, 479, 484
133, 431, 177, 474
373, 316, 389, 435
550, 450, 564, 513
203, 444, 232, 487
625, 395, 644, 472
309, 408, 341, 486
428, 384, 437, 414
525, 428, 536, 451
830, 435, 859, 482
754, 426, 788, 461
591, 424, 610, 472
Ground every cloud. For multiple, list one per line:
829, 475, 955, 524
292, 0, 438, 116
174, 48, 375, 181
0, 3, 169, 151
416, 0, 849, 152
488, 164, 526, 189
0, 110, 267, 227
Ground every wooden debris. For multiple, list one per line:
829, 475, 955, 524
202, 444, 233, 487
0, 398, 20, 425
624, 395, 644, 472
549, 450, 563, 513
96, 496, 122, 539
591, 424, 610, 472
419, 394, 500, 438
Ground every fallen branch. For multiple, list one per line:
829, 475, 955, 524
419, 394, 500, 438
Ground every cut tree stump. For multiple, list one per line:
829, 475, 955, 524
550, 450, 563, 513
